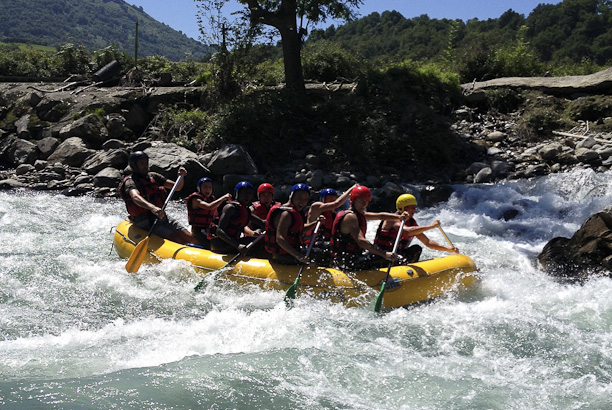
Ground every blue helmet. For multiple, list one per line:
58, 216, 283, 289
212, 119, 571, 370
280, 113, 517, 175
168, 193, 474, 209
320, 188, 337, 200
196, 177, 212, 193
234, 181, 254, 197
291, 183, 310, 194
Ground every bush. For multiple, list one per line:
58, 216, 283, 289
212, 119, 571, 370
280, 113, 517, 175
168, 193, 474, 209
302, 40, 367, 82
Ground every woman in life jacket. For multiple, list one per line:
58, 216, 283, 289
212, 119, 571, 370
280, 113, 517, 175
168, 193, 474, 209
186, 177, 231, 249
208, 181, 265, 255
374, 194, 459, 263
265, 183, 322, 265
119, 151, 194, 244
303, 185, 356, 266
330, 185, 403, 271
249, 183, 280, 230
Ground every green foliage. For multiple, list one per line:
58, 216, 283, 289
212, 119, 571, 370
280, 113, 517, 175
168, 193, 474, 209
302, 40, 367, 82
252, 59, 284, 86
153, 106, 210, 150
565, 96, 612, 122
517, 92, 568, 140
485, 88, 524, 113
0, 0, 211, 61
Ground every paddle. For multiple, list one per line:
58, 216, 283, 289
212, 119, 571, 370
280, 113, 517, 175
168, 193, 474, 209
284, 220, 322, 305
437, 225, 455, 249
193, 231, 266, 292
125, 174, 183, 274
374, 218, 406, 313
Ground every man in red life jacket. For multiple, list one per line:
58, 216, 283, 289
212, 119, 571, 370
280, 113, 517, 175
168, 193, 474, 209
303, 185, 357, 266
375, 194, 459, 263
186, 177, 231, 249
330, 185, 403, 271
265, 183, 322, 265
119, 151, 194, 244
249, 183, 280, 231
208, 181, 265, 255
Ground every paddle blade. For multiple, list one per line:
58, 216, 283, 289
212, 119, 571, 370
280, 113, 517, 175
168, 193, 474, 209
125, 236, 150, 273
284, 278, 299, 304
374, 282, 387, 313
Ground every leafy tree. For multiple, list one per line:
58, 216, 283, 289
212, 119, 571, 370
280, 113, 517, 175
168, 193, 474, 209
194, 0, 363, 93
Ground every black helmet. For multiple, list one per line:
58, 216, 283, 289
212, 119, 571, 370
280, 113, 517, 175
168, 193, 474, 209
128, 151, 148, 171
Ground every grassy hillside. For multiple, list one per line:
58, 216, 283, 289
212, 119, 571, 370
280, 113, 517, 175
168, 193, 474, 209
0, 0, 210, 61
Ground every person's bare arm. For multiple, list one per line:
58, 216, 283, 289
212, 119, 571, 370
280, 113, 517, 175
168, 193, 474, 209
276, 211, 309, 264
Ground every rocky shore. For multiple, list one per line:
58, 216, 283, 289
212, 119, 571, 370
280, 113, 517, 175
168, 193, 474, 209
1, 76, 612, 206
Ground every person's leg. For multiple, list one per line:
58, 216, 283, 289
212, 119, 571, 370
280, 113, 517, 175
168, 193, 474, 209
400, 245, 422, 263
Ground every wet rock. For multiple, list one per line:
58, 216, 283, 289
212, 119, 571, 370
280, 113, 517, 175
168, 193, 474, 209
420, 185, 454, 207
539, 143, 563, 161
539, 211, 612, 281
575, 148, 600, 163
0, 179, 26, 189
474, 167, 494, 183
11, 139, 39, 165
15, 164, 35, 175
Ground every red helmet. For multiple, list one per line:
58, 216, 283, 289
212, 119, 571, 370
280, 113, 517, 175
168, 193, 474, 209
257, 183, 274, 195
350, 186, 372, 203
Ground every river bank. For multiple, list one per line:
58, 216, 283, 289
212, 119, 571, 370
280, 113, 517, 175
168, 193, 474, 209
1, 77, 612, 209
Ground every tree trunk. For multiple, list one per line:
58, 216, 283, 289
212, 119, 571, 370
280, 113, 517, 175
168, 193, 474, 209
278, 25, 305, 94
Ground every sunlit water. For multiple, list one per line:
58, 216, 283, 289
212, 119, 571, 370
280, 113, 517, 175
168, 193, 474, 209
1, 169, 612, 409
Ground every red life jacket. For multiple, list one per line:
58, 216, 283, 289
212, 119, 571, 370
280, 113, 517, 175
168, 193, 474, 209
186, 192, 217, 228
208, 201, 250, 239
119, 174, 166, 217
330, 209, 367, 257
264, 204, 304, 255
303, 210, 335, 245
374, 217, 418, 251
249, 201, 279, 229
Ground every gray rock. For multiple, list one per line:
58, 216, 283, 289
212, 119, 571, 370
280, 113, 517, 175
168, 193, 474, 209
82, 149, 129, 175
207, 144, 258, 176
365, 175, 380, 187
539, 142, 563, 161
575, 148, 600, 163
93, 167, 123, 188
59, 114, 108, 149
15, 114, 31, 139
11, 139, 39, 165
145, 142, 210, 193
576, 136, 597, 149
102, 139, 126, 150
308, 169, 324, 190
487, 131, 506, 142
47, 137, 95, 167
474, 167, 494, 183
0, 179, 26, 189
15, 164, 35, 175
36, 137, 60, 160
466, 161, 489, 175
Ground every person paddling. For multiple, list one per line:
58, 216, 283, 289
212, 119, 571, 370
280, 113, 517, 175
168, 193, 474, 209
304, 185, 356, 266
186, 177, 231, 249
119, 151, 194, 244
265, 183, 322, 265
375, 194, 459, 263
249, 183, 280, 230
208, 181, 264, 255
330, 185, 403, 271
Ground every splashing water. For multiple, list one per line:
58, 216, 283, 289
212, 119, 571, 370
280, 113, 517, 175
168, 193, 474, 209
1, 169, 611, 409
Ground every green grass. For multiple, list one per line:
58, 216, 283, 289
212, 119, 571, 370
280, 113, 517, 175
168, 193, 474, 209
0, 42, 55, 52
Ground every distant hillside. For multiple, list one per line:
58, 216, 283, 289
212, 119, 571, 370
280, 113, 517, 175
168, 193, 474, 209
310, 0, 612, 67
0, 0, 211, 61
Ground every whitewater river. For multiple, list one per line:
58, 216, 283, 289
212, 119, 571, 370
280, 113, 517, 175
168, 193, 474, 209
1, 169, 611, 409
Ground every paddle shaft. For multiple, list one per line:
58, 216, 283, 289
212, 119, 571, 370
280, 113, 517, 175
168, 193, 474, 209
284, 220, 322, 302
437, 225, 455, 249
194, 232, 266, 291
374, 218, 406, 312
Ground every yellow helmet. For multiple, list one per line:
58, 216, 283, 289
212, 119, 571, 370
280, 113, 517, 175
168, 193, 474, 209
396, 194, 417, 211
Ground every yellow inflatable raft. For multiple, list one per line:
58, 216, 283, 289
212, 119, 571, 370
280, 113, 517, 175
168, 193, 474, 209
113, 220, 478, 310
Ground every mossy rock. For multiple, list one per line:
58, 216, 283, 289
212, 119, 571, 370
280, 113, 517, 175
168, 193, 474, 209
565, 95, 612, 122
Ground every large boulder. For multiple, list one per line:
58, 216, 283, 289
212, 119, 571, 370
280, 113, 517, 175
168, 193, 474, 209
47, 137, 95, 167
144, 142, 210, 196
82, 149, 129, 175
10, 138, 39, 165
58, 114, 108, 148
538, 211, 612, 281
207, 144, 258, 176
